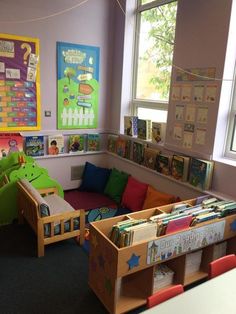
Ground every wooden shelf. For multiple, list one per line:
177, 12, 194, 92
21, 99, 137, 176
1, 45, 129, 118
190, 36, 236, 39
89, 199, 236, 314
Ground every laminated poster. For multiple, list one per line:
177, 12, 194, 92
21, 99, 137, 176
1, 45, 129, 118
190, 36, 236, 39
0, 33, 40, 131
57, 42, 100, 129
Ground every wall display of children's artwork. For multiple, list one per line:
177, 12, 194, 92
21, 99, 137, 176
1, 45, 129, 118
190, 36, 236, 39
193, 84, 204, 102
173, 124, 182, 141
175, 104, 184, 121
183, 132, 193, 149
205, 84, 217, 103
57, 41, 100, 129
197, 107, 208, 124
181, 84, 192, 102
185, 105, 196, 122
195, 127, 206, 145
0, 33, 40, 131
171, 84, 181, 101
147, 220, 225, 264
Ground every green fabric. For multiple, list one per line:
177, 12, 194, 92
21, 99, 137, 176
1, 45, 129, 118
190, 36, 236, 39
104, 168, 129, 204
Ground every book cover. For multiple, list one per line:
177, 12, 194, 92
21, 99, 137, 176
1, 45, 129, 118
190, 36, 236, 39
165, 215, 193, 234
0, 133, 23, 157
25, 136, 44, 157
68, 134, 85, 153
152, 122, 166, 144
87, 134, 100, 151
143, 147, 159, 170
124, 116, 138, 137
116, 137, 126, 157
132, 141, 145, 164
156, 154, 172, 175
137, 119, 152, 140
48, 134, 64, 155
171, 155, 190, 181
107, 135, 118, 153
124, 139, 132, 160
188, 157, 214, 190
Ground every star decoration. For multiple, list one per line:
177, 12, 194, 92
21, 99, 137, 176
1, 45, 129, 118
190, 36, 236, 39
104, 277, 112, 295
230, 219, 236, 232
127, 253, 140, 270
91, 234, 98, 248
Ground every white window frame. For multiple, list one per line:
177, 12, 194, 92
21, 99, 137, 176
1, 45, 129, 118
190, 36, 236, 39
132, 0, 177, 118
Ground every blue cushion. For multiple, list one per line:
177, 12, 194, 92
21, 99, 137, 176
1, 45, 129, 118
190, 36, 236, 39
79, 162, 111, 193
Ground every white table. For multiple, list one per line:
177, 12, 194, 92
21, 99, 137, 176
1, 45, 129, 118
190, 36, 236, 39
143, 268, 236, 314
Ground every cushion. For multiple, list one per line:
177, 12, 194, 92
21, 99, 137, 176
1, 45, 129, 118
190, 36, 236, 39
64, 190, 117, 210
142, 185, 177, 209
121, 176, 148, 211
104, 168, 129, 204
79, 162, 111, 193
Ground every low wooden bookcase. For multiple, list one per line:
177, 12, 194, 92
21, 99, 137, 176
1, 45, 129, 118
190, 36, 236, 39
88, 199, 236, 314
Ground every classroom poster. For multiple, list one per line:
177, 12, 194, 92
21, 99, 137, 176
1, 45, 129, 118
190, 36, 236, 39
0, 33, 40, 131
57, 42, 100, 129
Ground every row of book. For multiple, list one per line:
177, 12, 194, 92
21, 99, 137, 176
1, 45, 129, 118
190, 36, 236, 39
108, 134, 214, 190
0, 133, 100, 157
124, 115, 166, 143
109, 197, 236, 248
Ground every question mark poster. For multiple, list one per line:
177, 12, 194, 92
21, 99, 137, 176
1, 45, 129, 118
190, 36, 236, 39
0, 33, 40, 131
57, 41, 99, 129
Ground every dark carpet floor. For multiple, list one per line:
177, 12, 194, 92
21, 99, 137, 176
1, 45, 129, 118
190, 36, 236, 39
0, 223, 145, 314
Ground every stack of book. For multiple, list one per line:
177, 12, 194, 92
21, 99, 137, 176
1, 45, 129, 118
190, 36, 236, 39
153, 264, 174, 291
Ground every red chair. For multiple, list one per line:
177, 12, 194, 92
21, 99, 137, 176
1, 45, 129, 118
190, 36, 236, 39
147, 284, 184, 308
208, 254, 236, 279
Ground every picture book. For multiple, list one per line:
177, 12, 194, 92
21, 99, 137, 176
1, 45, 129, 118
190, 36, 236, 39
137, 119, 152, 140
87, 134, 100, 151
0, 133, 23, 157
165, 215, 193, 235
171, 155, 190, 181
156, 154, 172, 175
116, 137, 126, 157
25, 136, 44, 157
152, 122, 166, 144
188, 157, 214, 190
124, 139, 132, 160
143, 147, 159, 170
107, 135, 118, 153
124, 116, 138, 137
48, 134, 64, 155
68, 134, 85, 153
132, 141, 145, 164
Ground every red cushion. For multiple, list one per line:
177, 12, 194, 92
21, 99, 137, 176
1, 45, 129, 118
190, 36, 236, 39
64, 190, 117, 210
121, 176, 148, 211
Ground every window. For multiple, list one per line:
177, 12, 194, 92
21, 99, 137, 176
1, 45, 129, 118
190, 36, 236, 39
132, 0, 178, 122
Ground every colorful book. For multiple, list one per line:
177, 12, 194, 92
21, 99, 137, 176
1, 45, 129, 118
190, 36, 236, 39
188, 157, 214, 190
25, 136, 44, 157
68, 134, 85, 153
107, 135, 118, 153
124, 116, 138, 137
132, 141, 145, 164
116, 137, 126, 157
87, 134, 100, 151
124, 139, 132, 160
152, 122, 166, 144
171, 155, 190, 181
137, 119, 152, 140
165, 215, 193, 234
0, 133, 23, 157
156, 154, 172, 175
143, 147, 159, 170
48, 134, 64, 155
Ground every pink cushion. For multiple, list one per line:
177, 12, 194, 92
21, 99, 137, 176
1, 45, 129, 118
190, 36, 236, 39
121, 176, 148, 211
64, 190, 117, 210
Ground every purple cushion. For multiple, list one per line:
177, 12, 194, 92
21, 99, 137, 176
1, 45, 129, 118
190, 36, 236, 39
64, 190, 117, 211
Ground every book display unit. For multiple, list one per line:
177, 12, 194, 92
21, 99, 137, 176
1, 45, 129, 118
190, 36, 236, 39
88, 199, 236, 314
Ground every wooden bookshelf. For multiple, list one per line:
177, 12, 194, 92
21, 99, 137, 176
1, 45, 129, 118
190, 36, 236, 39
88, 199, 236, 314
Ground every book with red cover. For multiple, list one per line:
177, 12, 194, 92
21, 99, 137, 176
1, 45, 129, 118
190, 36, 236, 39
0, 133, 23, 157
165, 215, 193, 234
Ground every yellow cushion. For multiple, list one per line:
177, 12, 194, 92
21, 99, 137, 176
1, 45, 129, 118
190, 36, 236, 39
142, 185, 176, 209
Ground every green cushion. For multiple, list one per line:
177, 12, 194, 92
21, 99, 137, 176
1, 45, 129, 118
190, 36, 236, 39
104, 168, 129, 204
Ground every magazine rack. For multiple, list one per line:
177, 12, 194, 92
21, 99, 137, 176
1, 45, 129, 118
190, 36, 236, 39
88, 199, 236, 314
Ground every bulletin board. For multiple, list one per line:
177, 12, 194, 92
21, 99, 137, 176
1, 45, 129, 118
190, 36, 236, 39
57, 41, 100, 129
0, 33, 40, 131
165, 67, 220, 160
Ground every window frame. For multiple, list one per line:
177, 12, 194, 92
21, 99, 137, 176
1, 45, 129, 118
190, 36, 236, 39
132, 0, 177, 117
